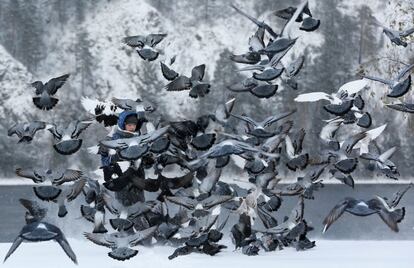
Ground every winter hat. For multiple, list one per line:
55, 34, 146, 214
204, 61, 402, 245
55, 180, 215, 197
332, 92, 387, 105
124, 114, 138, 125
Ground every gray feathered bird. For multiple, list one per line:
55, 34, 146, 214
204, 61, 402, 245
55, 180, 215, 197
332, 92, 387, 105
322, 184, 412, 233
8, 121, 47, 143
15, 167, 83, 186
163, 64, 211, 98
123, 34, 167, 61
83, 226, 157, 261
4, 199, 77, 264
373, 19, 414, 47
364, 64, 414, 98
48, 120, 92, 155
30, 74, 70, 110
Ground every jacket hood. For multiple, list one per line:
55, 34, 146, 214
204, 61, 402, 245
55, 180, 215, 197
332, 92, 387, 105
118, 110, 138, 130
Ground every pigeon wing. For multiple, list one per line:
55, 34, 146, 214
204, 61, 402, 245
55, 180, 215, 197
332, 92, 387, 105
129, 226, 158, 247
19, 198, 47, 221
165, 76, 191, 91
56, 235, 78, 264
164, 196, 198, 210
45, 74, 70, 95
160, 62, 179, 81
322, 199, 349, 233
66, 178, 86, 202
262, 109, 296, 128
71, 120, 92, 139
83, 233, 115, 248
191, 64, 206, 81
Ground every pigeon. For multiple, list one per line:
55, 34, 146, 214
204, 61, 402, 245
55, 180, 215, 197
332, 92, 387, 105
329, 169, 354, 188
229, 27, 264, 64
360, 146, 399, 179
230, 51, 262, 65
270, 165, 326, 199
7, 121, 47, 143
260, 37, 298, 55
230, 4, 278, 39
284, 55, 305, 78
348, 124, 387, 155
30, 74, 70, 110
284, 128, 309, 171
191, 133, 216, 151
160, 56, 179, 80
48, 120, 92, 155
84, 226, 158, 261
238, 43, 295, 81
4, 199, 77, 264
99, 126, 169, 160
256, 197, 304, 236
322, 184, 412, 233
165, 194, 232, 211
15, 167, 83, 186
103, 193, 154, 230
213, 96, 236, 125
364, 64, 414, 98
299, 16, 320, 32
81, 97, 119, 127
227, 78, 278, 98
319, 118, 343, 143
373, 19, 414, 47
278, 0, 318, 37
111, 97, 156, 113
123, 34, 167, 61
43, 178, 86, 217
198, 139, 280, 159
294, 79, 368, 115
231, 110, 296, 138
386, 102, 414, 113
164, 64, 211, 98
81, 178, 108, 233
327, 129, 373, 174
273, 2, 312, 22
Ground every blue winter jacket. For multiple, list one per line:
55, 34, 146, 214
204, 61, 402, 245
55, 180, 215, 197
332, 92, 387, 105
101, 110, 138, 167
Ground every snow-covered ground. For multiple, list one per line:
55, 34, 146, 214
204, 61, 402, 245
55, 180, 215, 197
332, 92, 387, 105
1, 239, 413, 268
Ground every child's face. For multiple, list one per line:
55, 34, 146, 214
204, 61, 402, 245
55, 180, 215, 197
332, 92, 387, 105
125, 123, 137, 132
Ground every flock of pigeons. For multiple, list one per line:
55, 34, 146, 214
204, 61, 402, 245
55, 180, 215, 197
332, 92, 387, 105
5, 0, 414, 265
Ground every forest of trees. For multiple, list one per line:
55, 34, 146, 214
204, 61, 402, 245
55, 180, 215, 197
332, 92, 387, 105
0, 0, 413, 179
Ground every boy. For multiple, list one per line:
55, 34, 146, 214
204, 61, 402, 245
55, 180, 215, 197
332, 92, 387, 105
100, 111, 146, 204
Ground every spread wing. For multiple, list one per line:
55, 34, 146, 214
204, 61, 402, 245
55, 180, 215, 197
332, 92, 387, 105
71, 120, 92, 139
322, 199, 349, 233
45, 74, 70, 95
19, 198, 47, 221
191, 64, 206, 81
129, 226, 158, 247
83, 233, 115, 248
66, 178, 86, 202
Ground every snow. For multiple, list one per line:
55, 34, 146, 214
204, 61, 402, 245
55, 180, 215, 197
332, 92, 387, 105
0, 45, 33, 116
1, 239, 413, 268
